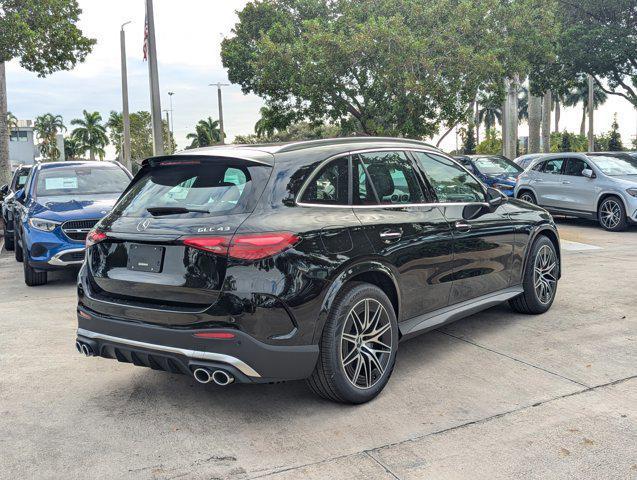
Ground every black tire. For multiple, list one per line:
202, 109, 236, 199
14, 233, 23, 262
4, 229, 15, 251
23, 242, 47, 286
518, 190, 536, 205
509, 235, 559, 315
306, 282, 399, 404
597, 196, 627, 232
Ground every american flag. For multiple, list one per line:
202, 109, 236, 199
143, 14, 149, 61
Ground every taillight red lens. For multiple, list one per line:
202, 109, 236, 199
86, 229, 107, 248
193, 332, 236, 340
229, 232, 300, 260
182, 232, 299, 260
182, 236, 231, 255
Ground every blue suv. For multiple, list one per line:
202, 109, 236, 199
12, 161, 131, 286
454, 154, 523, 197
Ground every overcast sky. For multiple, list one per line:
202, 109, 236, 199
5, 0, 637, 157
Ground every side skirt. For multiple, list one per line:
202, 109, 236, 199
398, 286, 524, 341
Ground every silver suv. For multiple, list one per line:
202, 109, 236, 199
515, 152, 637, 231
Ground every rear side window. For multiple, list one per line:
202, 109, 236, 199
355, 151, 425, 205
114, 160, 271, 218
300, 157, 349, 205
543, 159, 564, 174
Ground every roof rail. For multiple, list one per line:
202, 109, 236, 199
274, 137, 441, 153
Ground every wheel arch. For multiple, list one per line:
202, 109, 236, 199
522, 225, 562, 281
311, 260, 401, 344
596, 192, 627, 214
516, 187, 537, 201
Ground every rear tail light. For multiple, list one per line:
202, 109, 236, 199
193, 332, 236, 340
86, 229, 107, 248
182, 232, 299, 260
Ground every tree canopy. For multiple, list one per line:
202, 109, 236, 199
222, 0, 558, 139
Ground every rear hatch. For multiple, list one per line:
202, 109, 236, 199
86, 155, 272, 310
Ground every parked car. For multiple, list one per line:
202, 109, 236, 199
12, 161, 131, 285
453, 154, 523, 197
515, 152, 637, 231
75, 138, 560, 404
514, 153, 551, 170
1, 165, 32, 251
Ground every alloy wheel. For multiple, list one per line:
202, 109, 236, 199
599, 199, 622, 230
340, 298, 393, 389
534, 245, 557, 305
520, 192, 535, 204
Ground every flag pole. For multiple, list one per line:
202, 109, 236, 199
120, 21, 132, 171
145, 0, 164, 156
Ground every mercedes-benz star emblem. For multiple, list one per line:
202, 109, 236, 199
137, 218, 151, 231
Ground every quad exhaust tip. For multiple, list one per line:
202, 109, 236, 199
76, 341, 94, 357
193, 368, 234, 386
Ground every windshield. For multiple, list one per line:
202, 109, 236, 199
36, 167, 130, 197
590, 155, 637, 176
473, 156, 523, 176
112, 160, 271, 218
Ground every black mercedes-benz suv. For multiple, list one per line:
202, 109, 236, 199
76, 137, 560, 403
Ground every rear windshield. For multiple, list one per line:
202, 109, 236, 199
36, 166, 130, 197
112, 160, 271, 218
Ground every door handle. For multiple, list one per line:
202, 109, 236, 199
454, 221, 472, 232
379, 229, 402, 242
534, 179, 543, 182
562, 181, 571, 184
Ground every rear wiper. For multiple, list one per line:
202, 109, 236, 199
146, 206, 210, 216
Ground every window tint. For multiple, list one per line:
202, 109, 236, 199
543, 159, 564, 174
355, 151, 425, 205
114, 161, 270, 218
300, 156, 349, 205
413, 152, 485, 203
563, 159, 589, 177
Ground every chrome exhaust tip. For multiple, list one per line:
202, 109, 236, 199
212, 370, 234, 386
75, 341, 82, 354
80, 343, 93, 357
193, 368, 213, 384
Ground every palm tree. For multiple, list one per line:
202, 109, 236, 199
6, 112, 18, 134
563, 79, 608, 137
186, 117, 222, 148
71, 110, 108, 160
254, 107, 279, 138
63, 136, 82, 160
477, 91, 503, 131
34, 113, 66, 161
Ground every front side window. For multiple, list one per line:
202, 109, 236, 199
300, 156, 349, 205
413, 152, 485, 203
355, 151, 425, 205
563, 158, 590, 177
543, 159, 564, 174
35, 167, 130, 197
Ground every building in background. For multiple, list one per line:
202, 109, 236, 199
8, 120, 65, 168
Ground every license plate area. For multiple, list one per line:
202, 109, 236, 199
127, 244, 165, 273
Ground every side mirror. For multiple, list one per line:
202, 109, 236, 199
582, 168, 594, 179
486, 187, 505, 211
14, 188, 25, 203
0, 184, 8, 195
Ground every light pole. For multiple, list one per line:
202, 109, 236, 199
120, 21, 132, 171
588, 74, 595, 152
209, 82, 229, 144
168, 91, 175, 137
145, 0, 164, 155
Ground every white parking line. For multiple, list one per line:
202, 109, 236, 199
560, 239, 602, 251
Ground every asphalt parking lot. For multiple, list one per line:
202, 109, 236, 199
1, 218, 635, 480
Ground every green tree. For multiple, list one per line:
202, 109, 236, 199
559, 131, 572, 153
0, 0, 95, 184
71, 110, 108, 161
476, 128, 503, 155
563, 78, 608, 137
557, 1, 637, 108
186, 117, 222, 148
607, 114, 624, 152
461, 124, 477, 155
63, 136, 82, 160
477, 89, 503, 131
236, 122, 341, 144
34, 113, 66, 161
106, 110, 175, 164
6, 112, 18, 133
221, 0, 558, 139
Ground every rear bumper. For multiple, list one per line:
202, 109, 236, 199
75, 308, 319, 383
